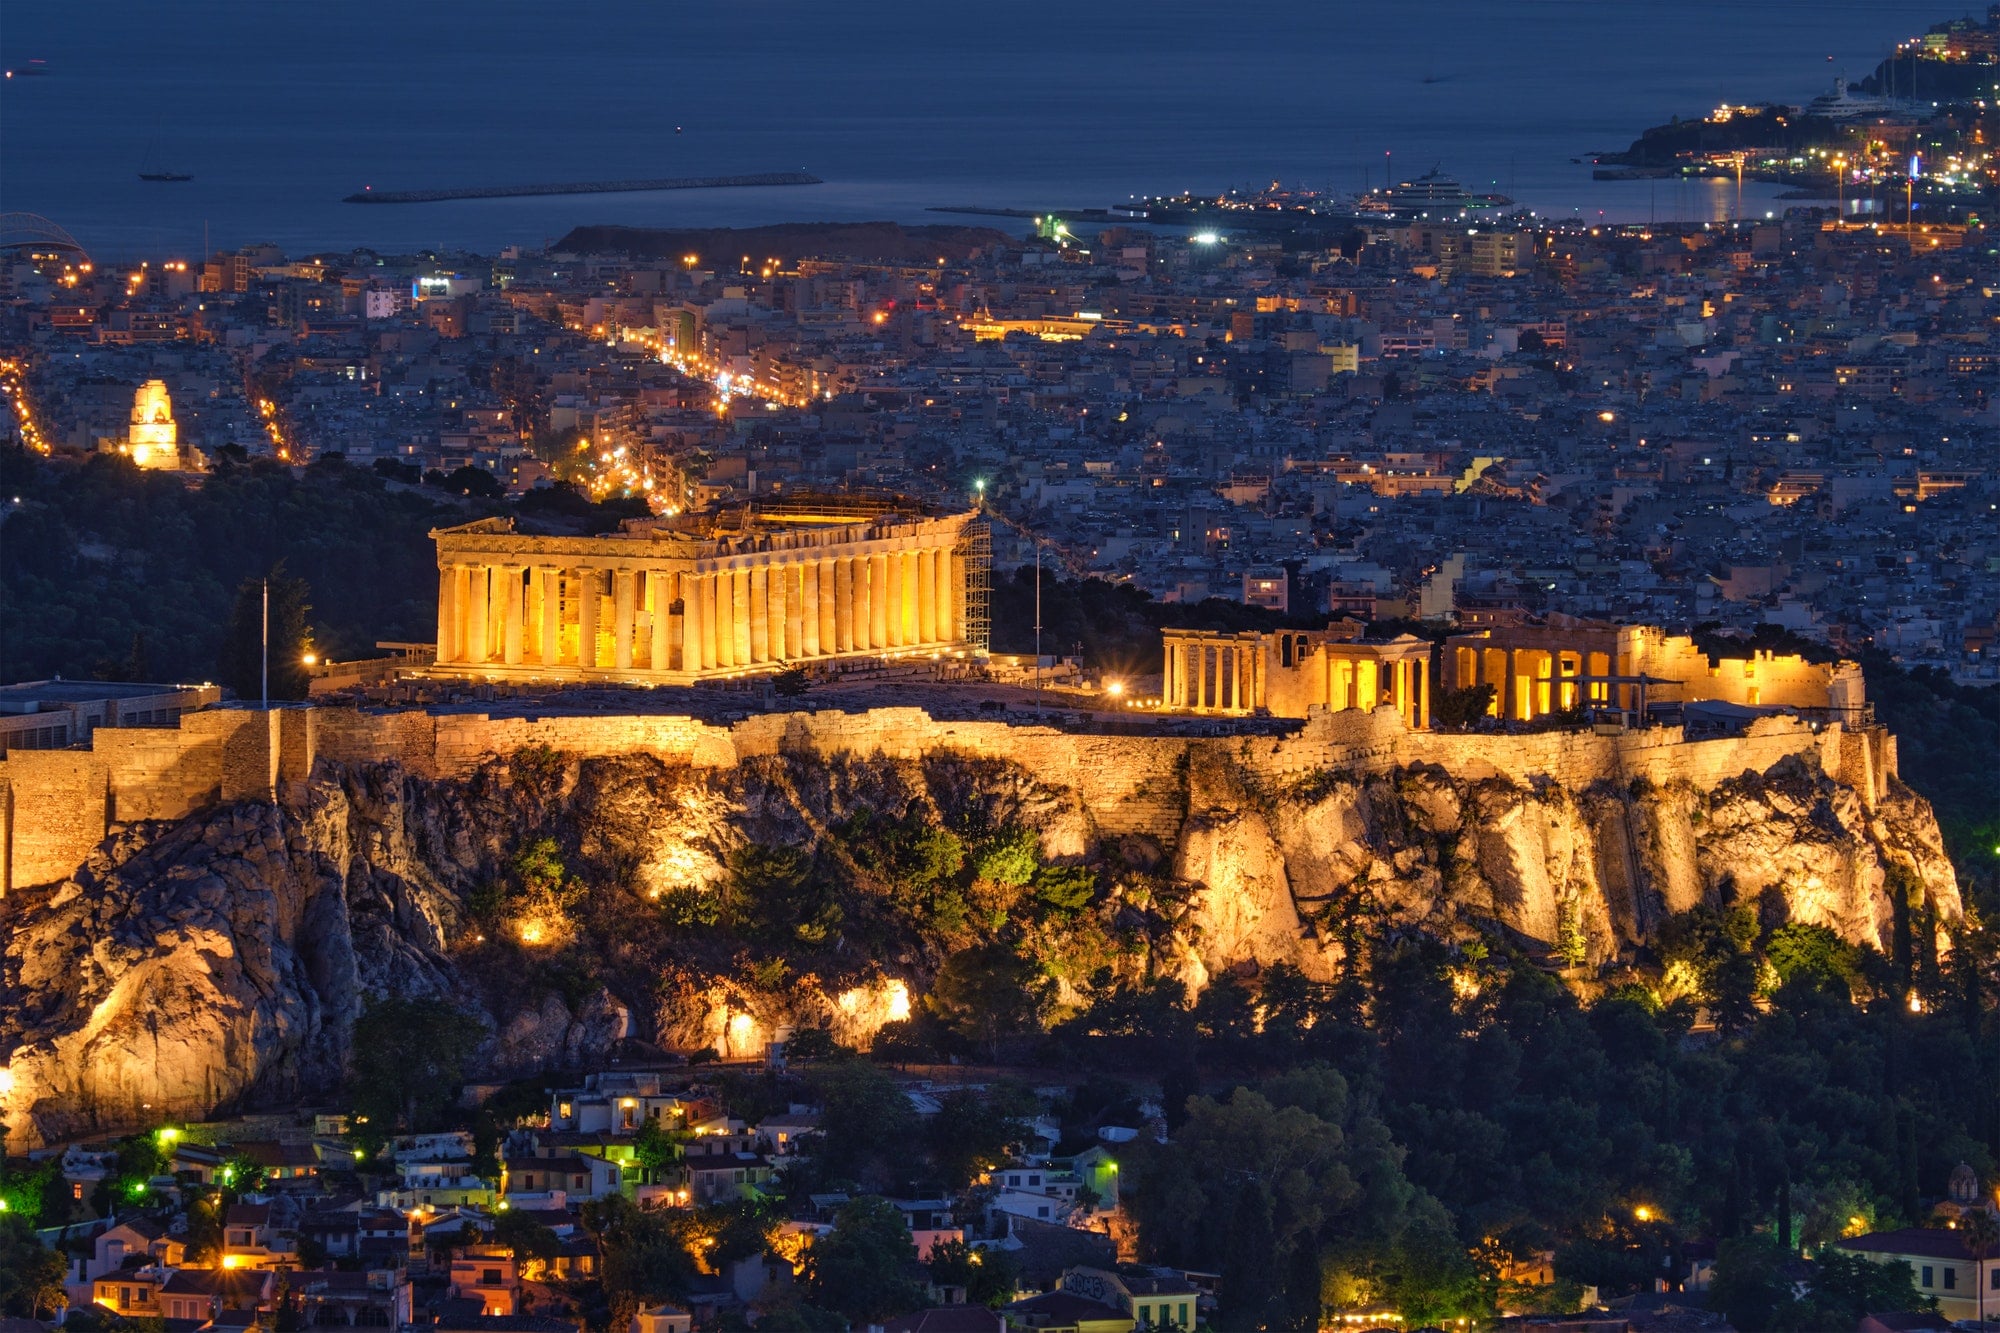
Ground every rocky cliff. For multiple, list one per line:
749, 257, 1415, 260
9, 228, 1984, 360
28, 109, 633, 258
0, 726, 1959, 1146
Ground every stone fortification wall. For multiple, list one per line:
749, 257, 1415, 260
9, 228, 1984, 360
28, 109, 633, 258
0, 697, 1896, 894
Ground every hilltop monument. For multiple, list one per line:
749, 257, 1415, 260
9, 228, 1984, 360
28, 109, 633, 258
125, 379, 182, 470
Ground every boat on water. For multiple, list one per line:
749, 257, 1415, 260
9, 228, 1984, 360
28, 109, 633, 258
1358, 168, 1511, 219
138, 143, 193, 183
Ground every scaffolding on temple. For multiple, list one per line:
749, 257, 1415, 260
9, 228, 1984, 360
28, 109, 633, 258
958, 520, 991, 655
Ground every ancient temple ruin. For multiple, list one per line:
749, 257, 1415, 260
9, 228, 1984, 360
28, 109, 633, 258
429, 500, 987, 684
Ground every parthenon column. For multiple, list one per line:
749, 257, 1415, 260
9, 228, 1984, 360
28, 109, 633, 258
1195, 645, 1209, 710
947, 549, 966, 641
577, 569, 600, 669
501, 565, 525, 665
1503, 649, 1519, 721
766, 567, 787, 661
784, 564, 804, 660
868, 554, 889, 649
464, 566, 490, 665
649, 571, 672, 671
883, 552, 904, 649
918, 548, 939, 644
816, 558, 836, 654
436, 566, 458, 663
684, 573, 705, 672
834, 557, 855, 652
612, 570, 637, 670
700, 573, 720, 669
748, 567, 771, 663
536, 567, 559, 666
731, 569, 753, 666
905, 549, 921, 645
801, 561, 821, 657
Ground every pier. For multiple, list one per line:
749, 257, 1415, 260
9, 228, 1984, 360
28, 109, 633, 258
343, 170, 822, 205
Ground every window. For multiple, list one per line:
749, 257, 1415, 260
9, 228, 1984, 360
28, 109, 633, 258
1946, 1268, 1957, 1290
1923, 1265, 1934, 1287
482, 1270, 502, 1286
1179, 1303, 1190, 1325
1990, 1267, 1999, 1290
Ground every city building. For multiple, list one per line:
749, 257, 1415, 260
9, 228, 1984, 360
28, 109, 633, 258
1837, 1229, 1995, 1324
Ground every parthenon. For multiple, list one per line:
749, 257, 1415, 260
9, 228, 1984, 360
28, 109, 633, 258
429, 502, 985, 683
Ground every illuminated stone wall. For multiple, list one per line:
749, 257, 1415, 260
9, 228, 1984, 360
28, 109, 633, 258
0, 691, 1902, 896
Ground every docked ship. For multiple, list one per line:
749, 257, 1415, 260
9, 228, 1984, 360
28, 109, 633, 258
1358, 168, 1510, 219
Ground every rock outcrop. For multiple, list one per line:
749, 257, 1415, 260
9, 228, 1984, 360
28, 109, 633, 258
0, 728, 1959, 1147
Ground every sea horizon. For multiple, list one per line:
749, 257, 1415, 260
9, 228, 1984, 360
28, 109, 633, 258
2, 0, 1952, 259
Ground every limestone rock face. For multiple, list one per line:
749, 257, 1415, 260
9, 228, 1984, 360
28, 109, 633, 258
0, 736, 1960, 1147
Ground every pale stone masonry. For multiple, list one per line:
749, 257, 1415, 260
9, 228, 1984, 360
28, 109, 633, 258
1162, 626, 1433, 725
429, 504, 982, 684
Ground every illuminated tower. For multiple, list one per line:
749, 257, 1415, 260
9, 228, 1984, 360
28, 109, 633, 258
127, 379, 179, 469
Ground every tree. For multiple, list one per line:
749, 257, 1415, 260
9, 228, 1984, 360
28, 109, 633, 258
632, 1116, 679, 1181
928, 1086, 1035, 1190
1963, 1208, 2000, 1330
0, 1217, 66, 1319
1431, 684, 1496, 729
1134, 1075, 1447, 1328
583, 1195, 698, 1325
491, 1211, 563, 1267
925, 945, 1049, 1059
804, 1061, 919, 1190
927, 1238, 1019, 1307
348, 998, 487, 1132
805, 1197, 924, 1323
218, 564, 314, 701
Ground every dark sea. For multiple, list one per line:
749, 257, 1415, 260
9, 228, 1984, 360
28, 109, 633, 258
0, 0, 1951, 259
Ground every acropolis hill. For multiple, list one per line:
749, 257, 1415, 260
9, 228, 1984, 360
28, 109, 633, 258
0, 615, 1961, 1147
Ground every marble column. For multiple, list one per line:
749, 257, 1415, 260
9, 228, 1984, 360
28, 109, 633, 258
917, 548, 938, 644
501, 565, 525, 665
1195, 644, 1208, 710
650, 571, 672, 671
535, 567, 559, 666
884, 552, 904, 649
612, 570, 637, 670
684, 572, 706, 672
902, 548, 922, 645
464, 565, 490, 665
834, 557, 855, 653
436, 566, 458, 663
815, 558, 837, 655
577, 569, 600, 669
714, 572, 735, 668
712, 572, 728, 676
748, 567, 770, 663
767, 566, 787, 661
941, 549, 961, 642
1503, 649, 1519, 721
803, 561, 823, 657
868, 554, 889, 649
783, 564, 804, 660
731, 569, 753, 666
